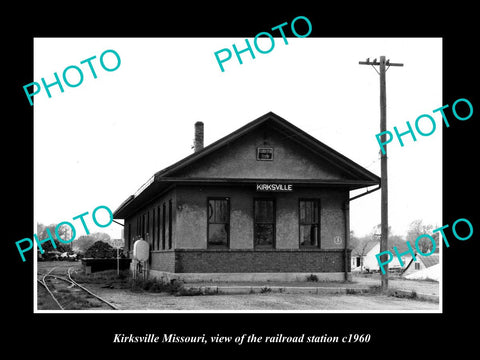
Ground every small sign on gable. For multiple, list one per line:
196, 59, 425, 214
257, 147, 274, 161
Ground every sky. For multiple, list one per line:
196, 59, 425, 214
34, 37, 442, 241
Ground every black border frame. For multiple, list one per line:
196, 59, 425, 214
7, 4, 480, 355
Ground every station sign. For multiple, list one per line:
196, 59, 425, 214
256, 183, 293, 192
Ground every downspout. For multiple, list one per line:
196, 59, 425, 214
343, 201, 350, 281
344, 185, 381, 281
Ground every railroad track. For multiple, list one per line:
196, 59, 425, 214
37, 267, 119, 310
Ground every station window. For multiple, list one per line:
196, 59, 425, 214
299, 199, 320, 248
254, 198, 275, 248
207, 198, 230, 248
152, 208, 156, 250
127, 223, 131, 251
162, 203, 166, 249
168, 200, 173, 249
136, 217, 140, 237
156, 205, 161, 250
146, 211, 150, 243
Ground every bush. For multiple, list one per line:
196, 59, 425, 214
84, 241, 116, 258
128, 277, 184, 294
306, 274, 319, 282
176, 288, 204, 296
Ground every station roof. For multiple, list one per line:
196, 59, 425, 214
113, 112, 380, 219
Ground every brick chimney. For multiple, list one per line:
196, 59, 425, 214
194, 121, 204, 152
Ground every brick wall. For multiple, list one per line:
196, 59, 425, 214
174, 249, 350, 273
151, 251, 176, 272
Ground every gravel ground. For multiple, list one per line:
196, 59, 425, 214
350, 274, 439, 296
36, 262, 439, 311
84, 283, 439, 311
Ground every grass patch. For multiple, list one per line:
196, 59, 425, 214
74, 269, 223, 297
388, 289, 418, 299
367, 285, 383, 294
71, 269, 130, 284
66, 297, 103, 309
53, 291, 103, 310
363, 286, 420, 300
71, 269, 132, 290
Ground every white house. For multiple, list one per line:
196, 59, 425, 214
351, 240, 412, 272
402, 253, 439, 281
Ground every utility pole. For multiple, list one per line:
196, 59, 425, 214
359, 56, 403, 290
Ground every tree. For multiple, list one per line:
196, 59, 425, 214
349, 230, 360, 250
73, 235, 96, 254
406, 219, 439, 254
349, 231, 377, 272
370, 223, 392, 239
91, 232, 111, 243
36, 223, 69, 254
84, 241, 116, 258
388, 234, 406, 249
72, 232, 111, 254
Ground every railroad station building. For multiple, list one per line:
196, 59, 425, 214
113, 112, 380, 281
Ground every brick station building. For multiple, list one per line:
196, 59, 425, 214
113, 112, 380, 281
